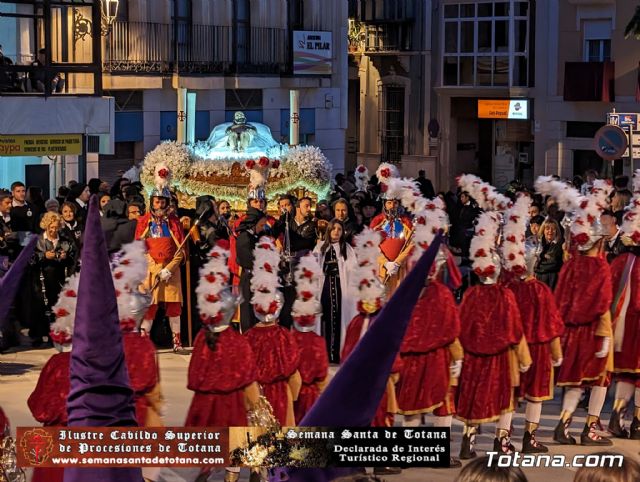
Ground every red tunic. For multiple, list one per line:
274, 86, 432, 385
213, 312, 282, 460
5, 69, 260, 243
245, 324, 300, 426
506, 278, 564, 401
341, 313, 403, 427
457, 285, 523, 424
292, 330, 329, 424
123, 333, 158, 425
135, 212, 185, 258
554, 255, 612, 386
27, 352, 70, 482
396, 280, 460, 414
185, 329, 257, 427
610, 253, 640, 374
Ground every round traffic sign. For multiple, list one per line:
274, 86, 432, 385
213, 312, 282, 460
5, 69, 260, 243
594, 125, 628, 161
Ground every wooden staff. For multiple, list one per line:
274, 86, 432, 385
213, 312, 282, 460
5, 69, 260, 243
185, 252, 193, 346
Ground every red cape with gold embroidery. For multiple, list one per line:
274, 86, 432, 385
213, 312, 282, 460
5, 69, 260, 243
506, 278, 564, 344
122, 333, 158, 426
245, 324, 300, 426
401, 280, 460, 353
293, 330, 328, 424
610, 252, 640, 372
555, 255, 612, 326
185, 328, 257, 427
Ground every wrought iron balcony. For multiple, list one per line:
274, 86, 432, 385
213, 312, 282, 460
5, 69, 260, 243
103, 21, 290, 75
351, 0, 415, 24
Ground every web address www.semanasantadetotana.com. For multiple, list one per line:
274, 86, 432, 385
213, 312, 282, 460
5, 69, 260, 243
487, 451, 624, 469
50, 456, 225, 466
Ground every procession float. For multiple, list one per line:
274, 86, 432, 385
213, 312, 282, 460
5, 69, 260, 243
141, 111, 333, 212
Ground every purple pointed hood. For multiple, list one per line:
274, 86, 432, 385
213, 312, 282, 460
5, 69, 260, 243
274, 234, 444, 482
0, 235, 37, 331
64, 195, 141, 482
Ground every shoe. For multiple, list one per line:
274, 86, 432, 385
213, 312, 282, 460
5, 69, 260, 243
223, 471, 240, 482
580, 422, 613, 446
553, 418, 577, 445
172, 332, 189, 354
608, 409, 629, 438
449, 457, 462, 468
373, 467, 402, 475
249, 471, 262, 482
493, 435, 515, 455
459, 432, 477, 460
630, 417, 640, 440
522, 430, 548, 453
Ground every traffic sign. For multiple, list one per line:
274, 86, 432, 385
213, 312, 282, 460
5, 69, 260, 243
608, 113, 640, 130
594, 125, 629, 161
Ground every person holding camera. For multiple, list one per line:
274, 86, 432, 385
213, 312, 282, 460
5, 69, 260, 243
32, 211, 75, 347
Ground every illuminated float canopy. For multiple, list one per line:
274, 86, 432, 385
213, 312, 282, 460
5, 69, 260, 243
141, 112, 332, 211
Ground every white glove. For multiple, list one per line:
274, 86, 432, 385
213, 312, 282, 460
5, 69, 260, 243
449, 360, 462, 379
158, 268, 172, 282
595, 337, 610, 358
384, 261, 399, 276
552, 357, 563, 367
519, 364, 531, 373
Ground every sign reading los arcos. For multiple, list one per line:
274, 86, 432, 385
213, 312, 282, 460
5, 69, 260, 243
293, 31, 333, 75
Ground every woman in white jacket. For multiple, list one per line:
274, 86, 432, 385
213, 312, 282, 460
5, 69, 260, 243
314, 219, 358, 363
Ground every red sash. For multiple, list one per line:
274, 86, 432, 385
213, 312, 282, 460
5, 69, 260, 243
145, 237, 176, 264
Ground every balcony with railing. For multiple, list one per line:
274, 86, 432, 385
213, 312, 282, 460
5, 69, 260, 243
103, 21, 290, 75
351, 0, 415, 24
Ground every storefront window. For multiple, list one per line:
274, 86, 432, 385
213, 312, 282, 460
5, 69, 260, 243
442, 0, 530, 87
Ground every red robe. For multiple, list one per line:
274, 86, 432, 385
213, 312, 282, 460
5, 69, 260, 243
396, 280, 460, 415
27, 352, 71, 482
245, 324, 300, 426
506, 278, 564, 401
457, 284, 523, 424
555, 255, 612, 386
293, 330, 329, 424
341, 313, 403, 427
610, 253, 640, 375
122, 333, 159, 425
185, 328, 257, 427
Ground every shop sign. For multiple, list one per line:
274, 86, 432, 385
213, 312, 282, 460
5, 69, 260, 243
478, 99, 529, 120
0, 134, 82, 157
293, 31, 333, 75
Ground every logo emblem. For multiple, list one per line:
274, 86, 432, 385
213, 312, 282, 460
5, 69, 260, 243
20, 428, 53, 465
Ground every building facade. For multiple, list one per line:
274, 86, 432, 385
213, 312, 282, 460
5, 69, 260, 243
0, 0, 348, 195
351, 0, 639, 192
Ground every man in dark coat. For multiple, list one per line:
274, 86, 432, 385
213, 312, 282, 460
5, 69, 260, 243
449, 191, 481, 260
236, 206, 269, 333
415, 170, 435, 199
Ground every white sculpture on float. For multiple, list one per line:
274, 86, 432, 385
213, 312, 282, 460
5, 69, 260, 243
202, 111, 286, 160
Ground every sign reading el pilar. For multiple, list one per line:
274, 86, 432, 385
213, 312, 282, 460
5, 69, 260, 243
293, 31, 333, 76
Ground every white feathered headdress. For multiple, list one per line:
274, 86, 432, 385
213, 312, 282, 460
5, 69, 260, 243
291, 253, 323, 331
251, 236, 284, 321
533, 176, 582, 212
50, 273, 81, 351
354, 164, 370, 192
196, 245, 238, 332
621, 169, 640, 245
458, 174, 511, 211
501, 194, 531, 275
409, 197, 449, 266
470, 212, 501, 279
376, 162, 400, 200
111, 241, 149, 331
351, 227, 385, 313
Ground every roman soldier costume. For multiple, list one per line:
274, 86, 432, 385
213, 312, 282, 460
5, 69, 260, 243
503, 195, 564, 453
456, 210, 531, 459
536, 176, 614, 446
245, 237, 301, 426
291, 254, 329, 423
608, 169, 640, 440
341, 228, 401, 429
370, 163, 414, 295
185, 244, 260, 482
28, 273, 78, 482
135, 165, 186, 353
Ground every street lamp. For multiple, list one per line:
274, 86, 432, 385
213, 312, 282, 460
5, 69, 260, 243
100, 0, 120, 35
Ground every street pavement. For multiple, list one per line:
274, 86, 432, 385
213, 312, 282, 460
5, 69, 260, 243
1, 345, 638, 482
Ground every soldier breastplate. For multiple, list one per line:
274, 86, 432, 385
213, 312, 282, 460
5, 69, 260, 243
379, 218, 406, 262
